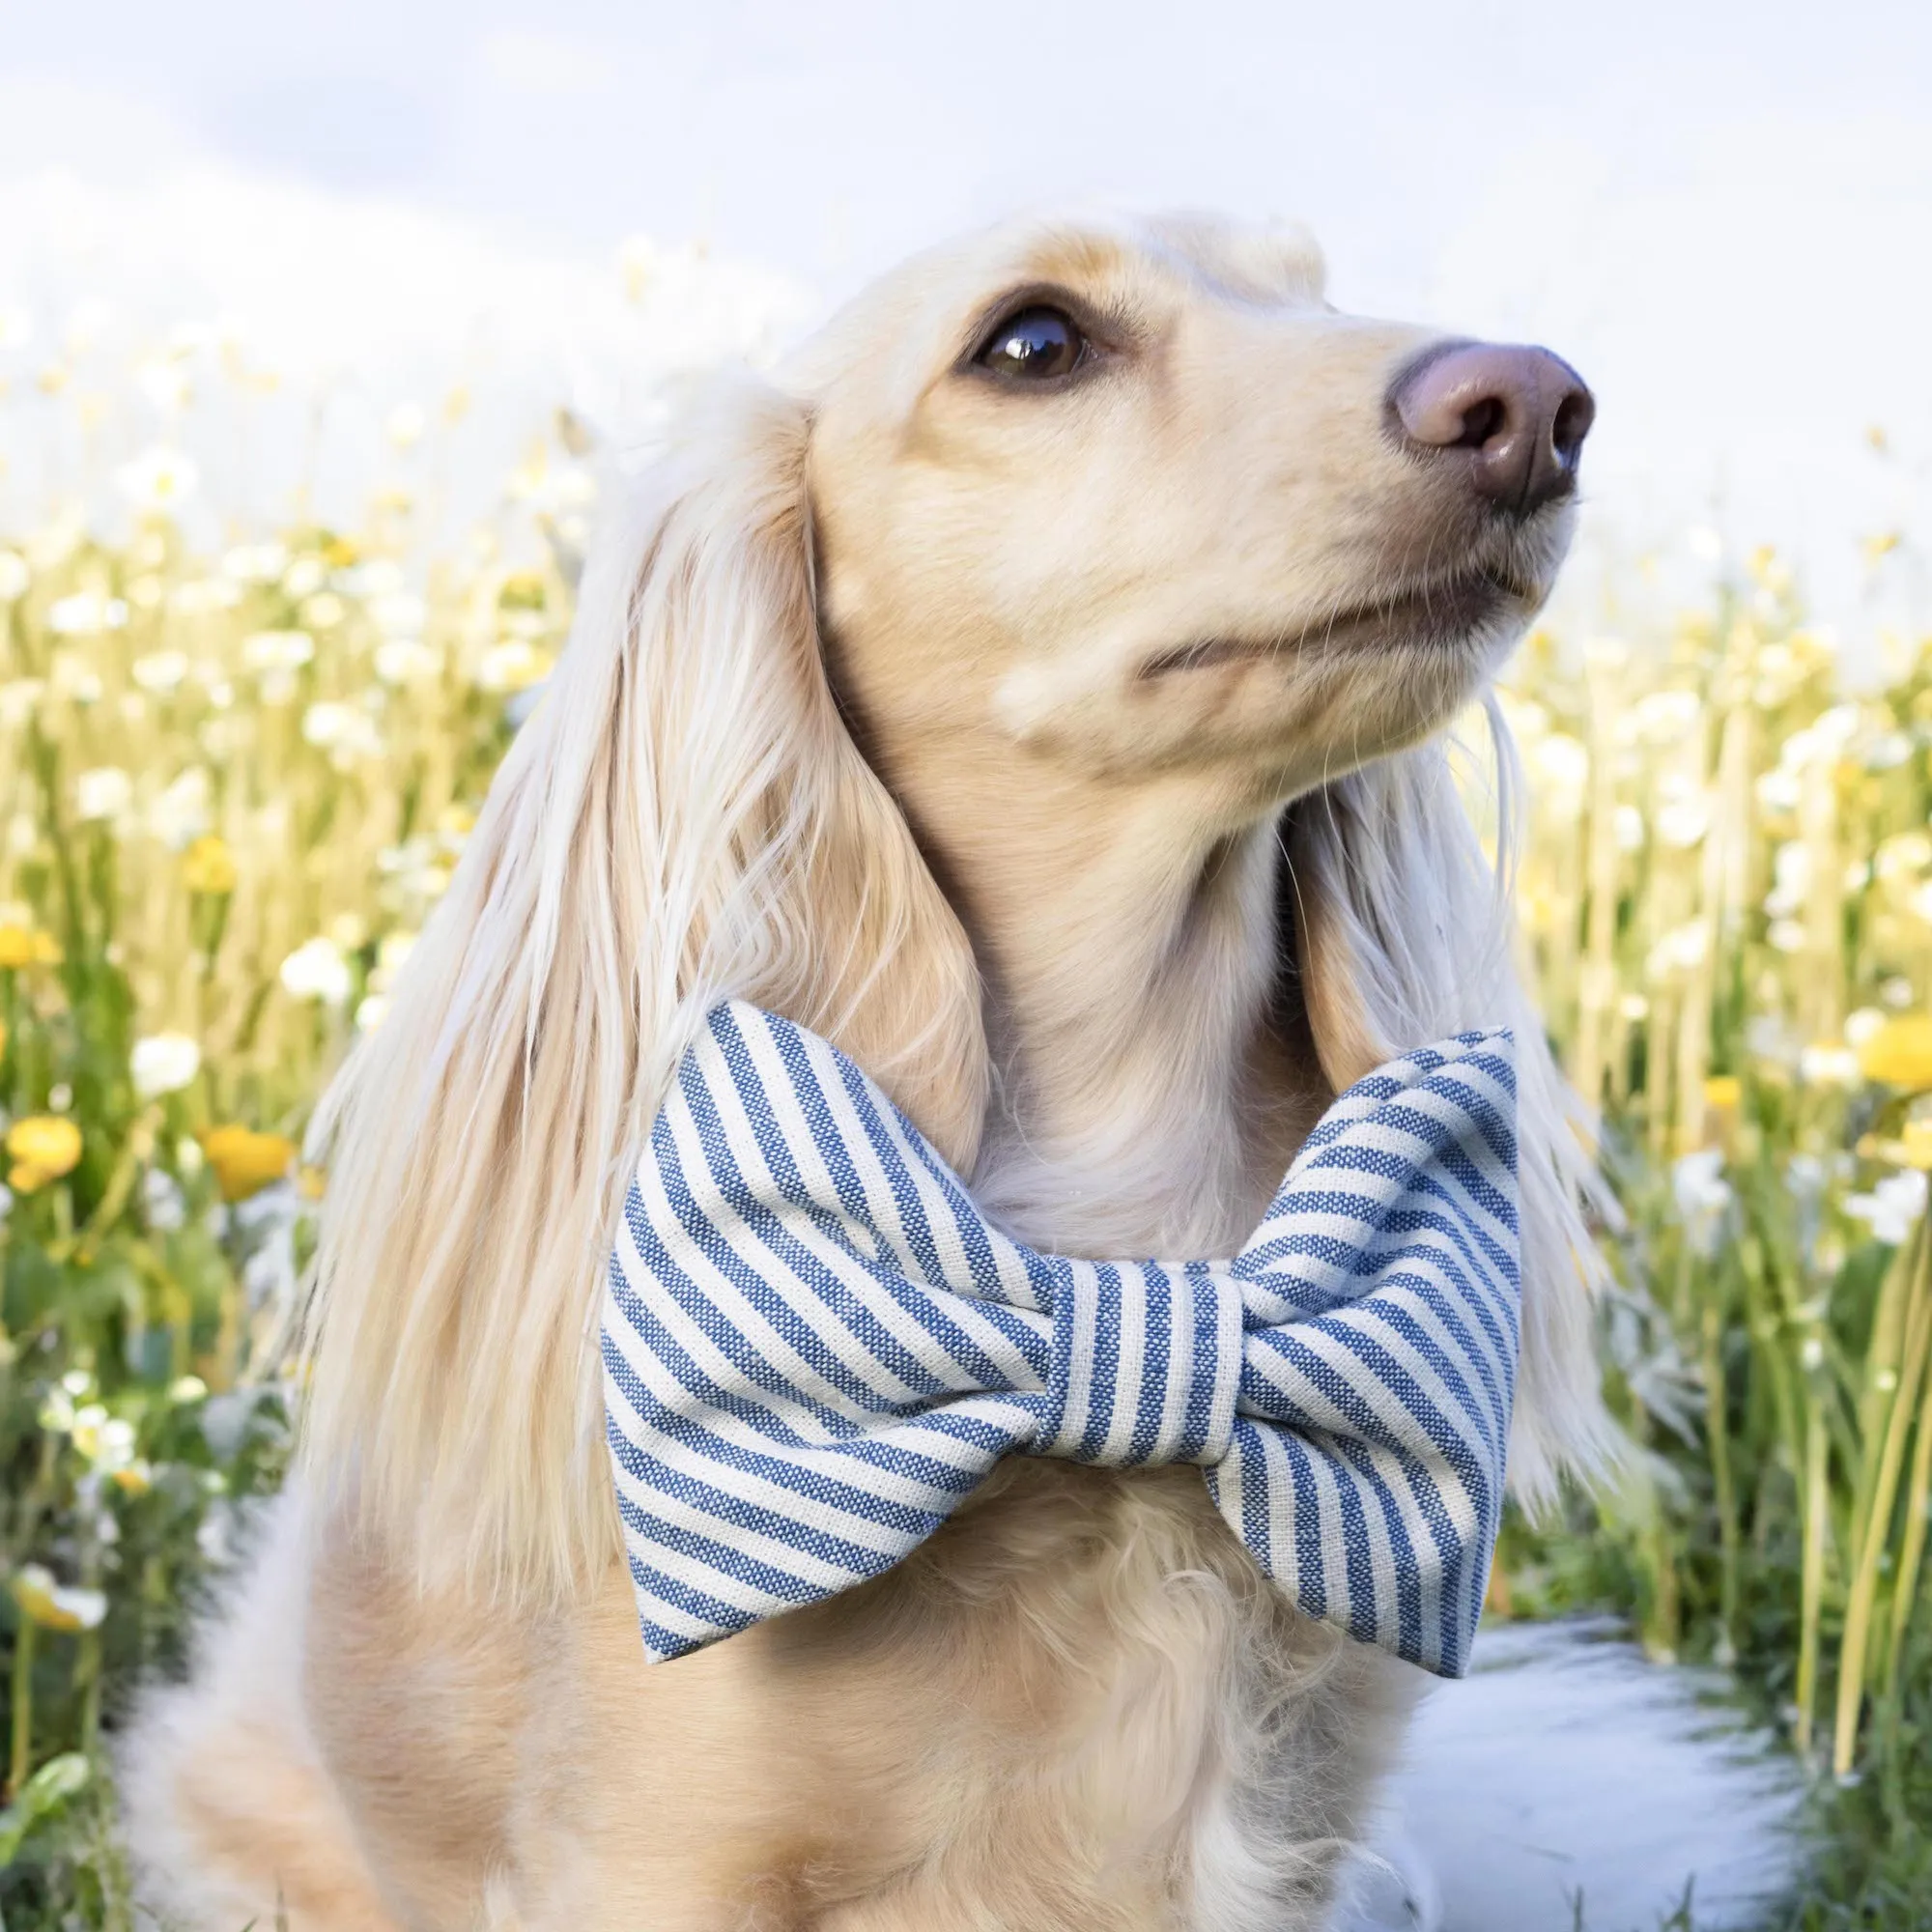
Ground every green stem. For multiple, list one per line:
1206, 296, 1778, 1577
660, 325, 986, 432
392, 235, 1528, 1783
1702, 1294, 1742, 1652
1796, 1392, 1830, 1758
77, 1627, 102, 1751
8, 1613, 34, 1801
1834, 1224, 1932, 1776
1880, 1355, 1932, 1722
1849, 1220, 1922, 1577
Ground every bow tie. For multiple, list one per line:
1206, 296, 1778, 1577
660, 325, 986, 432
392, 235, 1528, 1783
603, 1003, 1519, 1679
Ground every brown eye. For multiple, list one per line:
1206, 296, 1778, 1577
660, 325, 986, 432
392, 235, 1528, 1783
975, 305, 1087, 381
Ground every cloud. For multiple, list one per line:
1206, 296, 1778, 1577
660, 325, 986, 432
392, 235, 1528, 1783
475, 28, 617, 99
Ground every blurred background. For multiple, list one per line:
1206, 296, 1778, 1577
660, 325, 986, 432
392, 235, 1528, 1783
2, 5, 1931, 1926
4, 0, 1929, 618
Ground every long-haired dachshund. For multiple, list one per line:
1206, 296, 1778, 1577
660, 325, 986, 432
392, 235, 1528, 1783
126, 209, 1612, 1932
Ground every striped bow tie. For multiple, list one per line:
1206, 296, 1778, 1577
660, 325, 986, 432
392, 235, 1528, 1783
603, 1003, 1520, 1679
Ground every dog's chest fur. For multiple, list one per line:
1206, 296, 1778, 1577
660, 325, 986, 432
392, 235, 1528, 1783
860, 1058, 1418, 1930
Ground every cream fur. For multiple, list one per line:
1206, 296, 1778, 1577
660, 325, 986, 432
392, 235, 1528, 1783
122, 209, 1611, 1931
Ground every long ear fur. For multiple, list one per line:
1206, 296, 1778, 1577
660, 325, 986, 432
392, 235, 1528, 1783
298, 380, 987, 1605
1286, 706, 1617, 1507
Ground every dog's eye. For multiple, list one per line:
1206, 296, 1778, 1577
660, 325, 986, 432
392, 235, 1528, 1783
975, 306, 1087, 381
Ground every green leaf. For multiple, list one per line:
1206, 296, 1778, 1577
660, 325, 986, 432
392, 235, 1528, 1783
0, 1751, 91, 1866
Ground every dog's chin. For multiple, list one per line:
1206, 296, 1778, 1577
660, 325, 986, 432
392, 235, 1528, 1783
1138, 565, 1539, 681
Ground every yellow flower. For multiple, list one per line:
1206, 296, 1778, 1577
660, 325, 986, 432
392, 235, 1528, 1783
6, 1116, 82, 1192
182, 835, 240, 896
0, 923, 60, 969
1703, 1075, 1743, 1110
297, 1163, 327, 1202
202, 1124, 298, 1202
10, 1564, 106, 1633
321, 535, 359, 569
1858, 1015, 1932, 1090
1900, 1121, 1932, 1170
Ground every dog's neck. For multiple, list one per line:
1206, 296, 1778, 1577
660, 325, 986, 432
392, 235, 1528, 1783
917, 772, 1329, 1260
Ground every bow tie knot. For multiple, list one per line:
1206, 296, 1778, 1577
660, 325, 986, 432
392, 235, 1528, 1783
1037, 1261, 1242, 1466
604, 1002, 1520, 1679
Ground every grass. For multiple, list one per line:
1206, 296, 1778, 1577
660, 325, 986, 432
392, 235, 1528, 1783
0, 359, 1928, 1923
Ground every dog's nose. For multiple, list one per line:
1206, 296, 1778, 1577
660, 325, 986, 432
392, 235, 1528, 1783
1390, 343, 1594, 514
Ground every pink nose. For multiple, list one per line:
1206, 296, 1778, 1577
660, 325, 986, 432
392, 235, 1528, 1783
1390, 342, 1595, 515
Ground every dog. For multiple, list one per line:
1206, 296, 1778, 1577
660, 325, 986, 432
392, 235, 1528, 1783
123, 209, 1621, 1930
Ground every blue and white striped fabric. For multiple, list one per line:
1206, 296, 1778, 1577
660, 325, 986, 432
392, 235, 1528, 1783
603, 1002, 1520, 1678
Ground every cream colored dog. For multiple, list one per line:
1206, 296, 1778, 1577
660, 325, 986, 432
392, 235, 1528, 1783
124, 210, 1612, 1931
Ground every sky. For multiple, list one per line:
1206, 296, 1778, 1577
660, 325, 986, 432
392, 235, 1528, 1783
1, 0, 1928, 624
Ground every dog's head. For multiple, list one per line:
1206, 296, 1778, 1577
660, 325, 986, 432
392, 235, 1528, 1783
303, 213, 1612, 1601
804, 213, 1585, 801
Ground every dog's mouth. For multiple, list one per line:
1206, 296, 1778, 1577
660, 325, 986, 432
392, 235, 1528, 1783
1138, 564, 1534, 680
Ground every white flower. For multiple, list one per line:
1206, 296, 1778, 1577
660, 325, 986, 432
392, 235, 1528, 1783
222, 542, 288, 584
369, 591, 427, 638
475, 639, 552, 693
1846, 1008, 1888, 1047
147, 767, 211, 849
1646, 921, 1709, 979
74, 767, 133, 822
0, 551, 28, 601
386, 402, 427, 448
1672, 1150, 1734, 1260
1633, 690, 1702, 745
1530, 733, 1588, 795
374, 638, 442, 686
47, 592, 128, 636
138, 359, 194, 413
242, 630, 315, 671
11, 1564, 107, 1633
1813, 703, 1861, 751
1655, 790, 1710, 849
0, 307, 32, 352
280, 936, 354, 1005
131, 1032, 202, 1100
0, 1181, 13, 1220
1613, 806, 1646, 852
1767, 918, 1805, 954
1846, 1172, 1928, 1246
300, 701, 383, 761
116, 445, 200, 512
281, 557, 326, 600
131, 649, 190, 694
1800, 1044, 1861, 1088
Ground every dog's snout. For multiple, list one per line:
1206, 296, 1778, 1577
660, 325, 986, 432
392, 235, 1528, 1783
1390, 343, 1594, 515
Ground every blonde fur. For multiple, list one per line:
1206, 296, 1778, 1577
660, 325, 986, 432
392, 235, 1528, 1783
298, 386, 987, 1603
127, 210, 1612, 1931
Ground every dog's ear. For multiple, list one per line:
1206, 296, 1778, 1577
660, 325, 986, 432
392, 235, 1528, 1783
1285, 726, 1618, 1506
299, 378, 986, 1605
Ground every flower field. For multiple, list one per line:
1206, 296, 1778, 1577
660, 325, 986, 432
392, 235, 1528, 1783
1, 325, 1929, 1922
